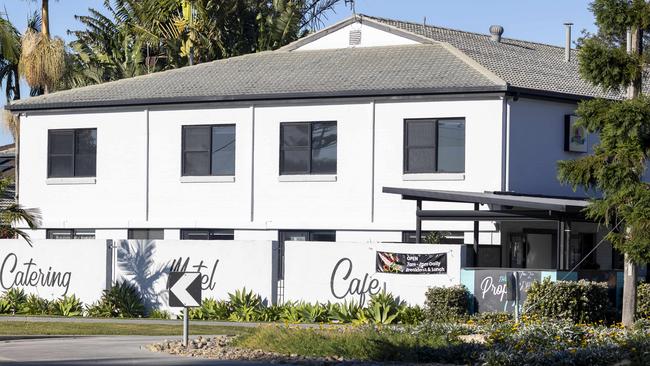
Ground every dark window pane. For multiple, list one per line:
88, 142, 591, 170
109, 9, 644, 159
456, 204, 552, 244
209, 229, 234, 240
310, 231, 336, 242
75, 129, 96, 154
437, 120, 465, 172
282, 124, 309, 147
312, 123, 337, 174
47, 229, 73, 239
407, 147, 436, 173
212, 125, 235, 175
407, 121, 436, 147
181, 230, 210, 240
281, 148, 310, 174
49, 131, 74, 154
73, 229, 96, 239
128, 229, 164, 240
183, 126, 211, 151
49, 156, 74, 177
75, 153, 96, 176
183, 152, 210, 176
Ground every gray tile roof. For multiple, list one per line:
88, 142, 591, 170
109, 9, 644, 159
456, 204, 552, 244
366, 15, 623, 99
6, 44, 504, 111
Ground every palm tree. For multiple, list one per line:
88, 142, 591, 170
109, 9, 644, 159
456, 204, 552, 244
19, 0, 65, 94
0, 178, 40, 245
69, 0, 343, 81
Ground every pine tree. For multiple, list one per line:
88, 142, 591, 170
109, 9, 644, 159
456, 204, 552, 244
558, 0, 650, 327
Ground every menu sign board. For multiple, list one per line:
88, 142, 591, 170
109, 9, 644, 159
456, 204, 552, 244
376, 251, 447, 274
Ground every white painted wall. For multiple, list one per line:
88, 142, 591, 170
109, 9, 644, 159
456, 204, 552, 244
19, 96, 505, 238
506, 98, 591, 196
0, 239, 106, 304
20, 110, 148, 229
293, 22, 418, 51
283, 241, 465, 306
114, 240, 277, 313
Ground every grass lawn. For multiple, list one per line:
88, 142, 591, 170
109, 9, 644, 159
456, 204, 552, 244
233, 325, 479, 363
0, 321, 249, 336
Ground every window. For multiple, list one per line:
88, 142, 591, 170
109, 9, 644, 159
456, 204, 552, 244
280, 122, 337, 175
127, 229, 164, 240
404, 119, 465, 173
402, 231, 464, 244
48, 129, 97, 178
181, 229, 234, 240
46, 229, 96, 240
182, 125, 235, 176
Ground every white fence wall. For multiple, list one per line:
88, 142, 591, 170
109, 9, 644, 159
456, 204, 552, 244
283, 241, 465, 306
0, 239, 107, 305
113, 240, 278, 313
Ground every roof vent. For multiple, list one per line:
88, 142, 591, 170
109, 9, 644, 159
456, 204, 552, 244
349, 29, 361, 46
489, 25, 504, 42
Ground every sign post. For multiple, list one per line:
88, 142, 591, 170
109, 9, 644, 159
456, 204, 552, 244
168, 271, 202, 347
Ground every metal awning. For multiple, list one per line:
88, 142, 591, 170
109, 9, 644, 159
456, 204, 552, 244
382, 187, 589, 213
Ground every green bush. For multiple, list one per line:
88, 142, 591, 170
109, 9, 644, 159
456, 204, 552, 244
524, 278, 609, 324
328, 300, 366, 324
365, 291, 404, 325
470, 311, 513, 327
24, 294, 51, 315
86, 281, 145, 318
148, 309, 171, 319
399, 305, 426, 325
424, 285, 469, 322
190, 298, 231, 320
52, 295, 83, 317
637, 282, 650, 320
2, 288, 27, 314
228, 288, 262, 322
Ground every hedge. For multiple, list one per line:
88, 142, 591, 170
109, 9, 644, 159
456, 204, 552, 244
424, 285, 469, 322
523, 278, 609, 324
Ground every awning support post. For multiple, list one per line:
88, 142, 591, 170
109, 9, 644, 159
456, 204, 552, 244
473, 203, 479, 266
415, 199, 422, 243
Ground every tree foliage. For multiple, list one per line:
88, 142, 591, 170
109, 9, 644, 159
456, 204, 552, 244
558, 0, 650, 264
66, 0, 342, 86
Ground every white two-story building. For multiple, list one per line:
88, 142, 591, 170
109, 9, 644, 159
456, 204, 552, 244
7, 15, 625, 273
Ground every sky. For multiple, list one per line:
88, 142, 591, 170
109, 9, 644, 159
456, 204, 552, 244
0, 0, 597, 145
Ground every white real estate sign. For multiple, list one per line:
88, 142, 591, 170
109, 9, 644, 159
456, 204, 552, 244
283, 241, 465, 306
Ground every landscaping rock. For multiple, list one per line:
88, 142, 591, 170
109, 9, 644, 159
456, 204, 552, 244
146, 335, 458, 365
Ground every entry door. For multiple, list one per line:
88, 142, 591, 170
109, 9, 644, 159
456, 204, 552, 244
525, 231, 556, 269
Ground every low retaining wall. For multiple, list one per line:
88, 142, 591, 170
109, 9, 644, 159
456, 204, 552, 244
283, 242, 466, 306
0, 239, 107, 305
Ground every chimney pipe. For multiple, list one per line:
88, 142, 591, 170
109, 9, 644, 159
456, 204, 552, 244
564, 22, 573, 62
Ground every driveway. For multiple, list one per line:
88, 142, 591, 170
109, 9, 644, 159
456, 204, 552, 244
0, 336, 264, 365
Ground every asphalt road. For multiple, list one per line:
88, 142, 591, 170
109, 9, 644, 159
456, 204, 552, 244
0, 336, 265, 365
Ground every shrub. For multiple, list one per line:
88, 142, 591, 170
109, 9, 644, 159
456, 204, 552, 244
328, 300, 366, 324
399, 305, 426, 325
523, 278, 609, 324
24, 294, 51, 315
637, 282, 650, 320
52, 295, 83, 317
86, 281, 145, 318
228, 288, 262, 322
470, 311, 513, 327
296, 302, 328, 323
2, 288, 27, 315
149, 309, 171, 319
0, 298, 10, 314
260, 304, 284, 322
365, 291, 404, 325
188, 298, 231, 320
424, 285, 469, 322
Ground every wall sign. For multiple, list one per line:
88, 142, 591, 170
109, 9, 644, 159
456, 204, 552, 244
376, 251, 447, 274
473, 269, 540, 313
565, 114, 588, 153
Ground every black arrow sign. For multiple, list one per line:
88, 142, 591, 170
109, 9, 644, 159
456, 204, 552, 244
168, 271, 202, 307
